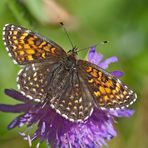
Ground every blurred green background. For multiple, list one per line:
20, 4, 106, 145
0, 0, 147, 147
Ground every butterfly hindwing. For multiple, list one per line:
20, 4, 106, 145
3, 24, 66, 65
48, 68, 94, 122
78, 60, 137, 110
17, 59, 62, 101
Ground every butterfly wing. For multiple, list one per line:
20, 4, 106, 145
78, 60, 137, 110
17, 61, 61, 101
48, 67, 94, 122
3, 24, 66, 65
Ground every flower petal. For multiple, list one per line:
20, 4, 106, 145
110, 109, 135, 117
110, 71, 124, 78
89, 46, 104, 65
8, 117, 21, 129
0, 104, 31, 113
99, 56, 118, 69
5, 89, 30, 102
88, 46, 96, 60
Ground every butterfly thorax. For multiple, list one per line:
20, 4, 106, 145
61, 47, 77, 70
63, 54, 77, 70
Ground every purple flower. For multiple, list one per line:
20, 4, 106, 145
0, 46, 134, 148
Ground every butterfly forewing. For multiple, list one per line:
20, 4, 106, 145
3, 24, 66, 65
78, 60, 137, 110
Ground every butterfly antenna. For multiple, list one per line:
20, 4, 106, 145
77, 40, 109, 52
60, 22, 74, 48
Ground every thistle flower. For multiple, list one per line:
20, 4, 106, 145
0, 46, 134, 148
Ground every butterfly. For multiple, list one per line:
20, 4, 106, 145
2, 24, 137, 122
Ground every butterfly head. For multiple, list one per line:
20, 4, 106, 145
67, 47, 78, 56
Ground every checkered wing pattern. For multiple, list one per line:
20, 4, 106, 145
17, 62, 93, 122
3, 24, 66, 65
78, 60, 137, 110
48, 67, 94, 122
17, 61, 60, 102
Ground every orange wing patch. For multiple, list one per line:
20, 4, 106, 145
81, 62, 137, 110
3, 24, 66, 65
